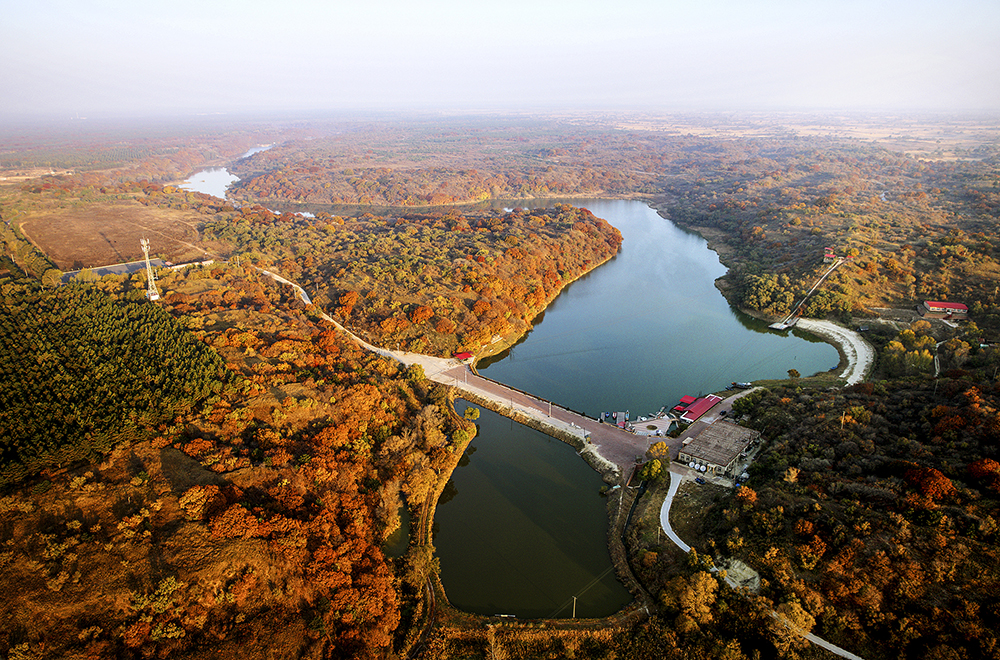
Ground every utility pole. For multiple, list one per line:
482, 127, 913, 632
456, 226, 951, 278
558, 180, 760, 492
572, 596, 577, 618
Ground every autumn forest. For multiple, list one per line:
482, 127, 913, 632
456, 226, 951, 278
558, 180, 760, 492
1, 112, 999, 660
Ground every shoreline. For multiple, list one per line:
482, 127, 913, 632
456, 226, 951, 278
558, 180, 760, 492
472, 246, 620, 364
646, 200, 874, 386
793, 318, 874, 386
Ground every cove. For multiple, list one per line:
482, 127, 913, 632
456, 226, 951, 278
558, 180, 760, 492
176, 145, 272, 199
434, 400, 631, 619
178, 168, 238, 199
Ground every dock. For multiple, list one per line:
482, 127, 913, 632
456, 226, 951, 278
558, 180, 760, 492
768, 318, 798, 330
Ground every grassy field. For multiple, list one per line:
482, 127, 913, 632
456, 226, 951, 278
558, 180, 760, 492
19, 200, 211, 269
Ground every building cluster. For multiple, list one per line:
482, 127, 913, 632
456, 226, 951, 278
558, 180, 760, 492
678, 420, 760, 478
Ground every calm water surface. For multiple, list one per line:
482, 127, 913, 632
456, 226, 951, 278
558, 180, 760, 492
435, 400, 630, 618
479, 199, 838, 418
177, 167, 238, 199
437, 200, 838, 618
177, 145, 271, 199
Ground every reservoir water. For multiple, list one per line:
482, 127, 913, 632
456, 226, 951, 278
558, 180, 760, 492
172, 175, 840, 618
478, 199, 838, 418
435, 400, 630, 618
178, 168, 238, 199
436, 199, 838, 618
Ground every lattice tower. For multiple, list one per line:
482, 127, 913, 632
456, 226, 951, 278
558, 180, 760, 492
140, 237, 160, 301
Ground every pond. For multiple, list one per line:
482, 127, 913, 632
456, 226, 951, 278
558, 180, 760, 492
434, 400, 631, 619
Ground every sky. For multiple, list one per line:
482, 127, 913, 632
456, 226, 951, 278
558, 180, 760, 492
2, 0, 999, 119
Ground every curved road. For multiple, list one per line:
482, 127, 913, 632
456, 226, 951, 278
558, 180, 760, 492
659, 467, 864, 660
259, 267, 869, 659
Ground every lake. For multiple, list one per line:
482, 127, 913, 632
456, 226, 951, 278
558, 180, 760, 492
435, 199, 837, 619
177, 167, 238, 199
169, 179, 840, 619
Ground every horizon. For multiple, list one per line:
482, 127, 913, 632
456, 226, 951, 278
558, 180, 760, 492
3, 0, 999, 122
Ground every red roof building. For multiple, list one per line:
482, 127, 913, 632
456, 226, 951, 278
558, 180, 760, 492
674, 394, 723, 423
920, 301, 968, 319
454, 352, 473, 360
672, 395, 697, 411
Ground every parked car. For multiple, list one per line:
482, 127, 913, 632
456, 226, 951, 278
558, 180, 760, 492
695, 477, 706, 484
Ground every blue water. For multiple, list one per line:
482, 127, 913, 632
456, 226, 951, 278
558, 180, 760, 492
436, 199, 837, 618
478, 199, 837, 418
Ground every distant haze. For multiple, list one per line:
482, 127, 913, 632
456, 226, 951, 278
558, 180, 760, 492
3, 0, 999, 119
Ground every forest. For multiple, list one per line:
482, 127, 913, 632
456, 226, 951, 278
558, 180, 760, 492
2, 112, 1000, 659
216, 115, 1000, 335
200, 203, 622, 356
0, 264, 477, 659
697, 366, 1000, 660
0, 280, 230, 486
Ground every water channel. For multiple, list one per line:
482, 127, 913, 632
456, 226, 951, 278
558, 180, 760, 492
177, 171, 840, 620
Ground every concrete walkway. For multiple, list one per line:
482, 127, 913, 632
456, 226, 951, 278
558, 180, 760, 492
659, 464, 691, 553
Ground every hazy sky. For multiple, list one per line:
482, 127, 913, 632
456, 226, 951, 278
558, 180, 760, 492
3, 0, 999, 118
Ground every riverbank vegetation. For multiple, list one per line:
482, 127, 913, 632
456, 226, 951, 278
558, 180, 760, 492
201, 203, 622, 356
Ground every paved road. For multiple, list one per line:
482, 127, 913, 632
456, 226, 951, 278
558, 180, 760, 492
658, 466, 865, 660
658, 464, 691, 553
259, 268, 867, 659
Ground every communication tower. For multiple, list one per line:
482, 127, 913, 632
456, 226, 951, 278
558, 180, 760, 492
140, 237, 160, 301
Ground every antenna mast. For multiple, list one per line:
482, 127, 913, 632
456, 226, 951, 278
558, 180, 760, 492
140, 238, 160, 301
